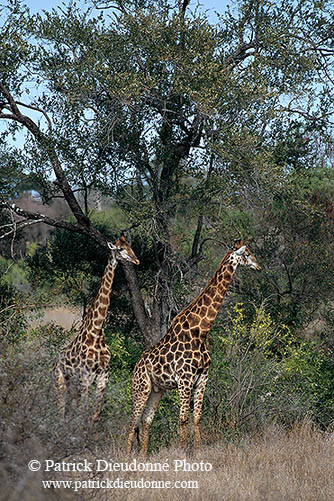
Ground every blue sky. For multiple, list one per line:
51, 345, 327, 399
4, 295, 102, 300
23, 0, 230, 18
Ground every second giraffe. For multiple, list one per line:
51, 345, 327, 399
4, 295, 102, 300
53, 236, 139, 424
127, 239, 261, 456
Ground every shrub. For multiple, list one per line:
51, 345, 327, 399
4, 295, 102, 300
0, 257, 29, 344
204, 304, 334, 437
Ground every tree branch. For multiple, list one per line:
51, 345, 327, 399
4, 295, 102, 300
0, 201, 107, 247
224, 42, 256, 68
15, 100, 53, 132
191, 215, 204, 261
0, 83, 90, 228
122, 262, 157, 347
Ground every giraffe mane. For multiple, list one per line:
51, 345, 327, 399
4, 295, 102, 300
168, 249, 234, 328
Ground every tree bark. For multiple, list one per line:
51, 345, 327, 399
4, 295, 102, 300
122, 263, 159, 347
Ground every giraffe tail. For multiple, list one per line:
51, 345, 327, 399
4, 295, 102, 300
135, 426, 140, 448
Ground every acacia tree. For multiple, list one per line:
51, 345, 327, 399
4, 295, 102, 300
1, 0, 334, 345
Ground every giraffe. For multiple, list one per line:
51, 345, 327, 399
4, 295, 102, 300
127, 239, 261, 456
53, 235, 139, 423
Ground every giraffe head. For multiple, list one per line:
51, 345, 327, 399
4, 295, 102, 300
231, 239, 261, 271
107, 235, 140, 265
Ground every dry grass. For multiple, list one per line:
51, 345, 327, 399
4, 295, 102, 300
27, 306, 83, 331
2, 423, 334, 501
1, 332, 334, 501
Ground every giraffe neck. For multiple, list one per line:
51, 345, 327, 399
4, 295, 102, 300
170, 251, 238, 342
81, 253, 117, 337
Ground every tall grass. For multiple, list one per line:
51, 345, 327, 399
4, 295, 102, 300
1, 328, 334, 501
2, 422, 334, 500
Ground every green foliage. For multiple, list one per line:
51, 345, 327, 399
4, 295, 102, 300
0, 255, 29, 289
107, 331, 130, 368
0, 256, 29, 344
101, 331, 133, 420
205, 304, 334, 435
282, 341, 334, 426
27, 323, 73, 357
25, 209, 123, 305
148, 389, 180, 450
0, 147, 33, 197
228, 303, 293, 359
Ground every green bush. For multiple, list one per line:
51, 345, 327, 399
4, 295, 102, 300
204, 304, 334, 437
0, 256, 28, 344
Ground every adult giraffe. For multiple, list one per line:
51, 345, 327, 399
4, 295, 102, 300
53, 236, 139, 423
127, 239, 261, 456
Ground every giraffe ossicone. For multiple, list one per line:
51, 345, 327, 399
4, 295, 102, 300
127, 239, 261, 457
53, 235, 139, 424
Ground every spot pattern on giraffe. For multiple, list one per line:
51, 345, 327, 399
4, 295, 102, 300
53, 236, 139, 423
127, 239, 261, 457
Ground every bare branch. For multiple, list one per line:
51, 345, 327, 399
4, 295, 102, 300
0, 83, 22, 116
0, 218, 45, 240
91, 1, 126, 13
0, 83, 90, 227
178, 0, 190, 15
0, 112, 16, 120
15, 101, 53, 133
0, 201, 106, 247
277, 105, 332, 123
191, 215, 204, 261
9, 210, 16, 259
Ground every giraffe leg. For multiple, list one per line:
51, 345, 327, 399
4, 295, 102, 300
193, 372, 209, 451
92, 372, 109, 423
79, 376, 91, 412
73, 385, 82, 410
127, 376, 152, 456
141, 389, 163, 458
178, 382, 192, 449
53, 364, 67, 419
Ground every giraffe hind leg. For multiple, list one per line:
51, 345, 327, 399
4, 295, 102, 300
68, 379, 81, 414
178, 381, 192, 449
141, 389, 163, 458
127, 378, 152, 456
193, 372, 208, 450
135, 426, 140, 448
92, 372, 109, 423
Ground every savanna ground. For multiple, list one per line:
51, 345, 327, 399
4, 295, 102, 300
2, 424, 334, 501
1, 313, 334, 501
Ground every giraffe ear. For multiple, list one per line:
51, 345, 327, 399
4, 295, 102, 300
233, 239, 243, 250
114, 235, 127, 248
107, 242, 117, 251
235, 245, 247, 255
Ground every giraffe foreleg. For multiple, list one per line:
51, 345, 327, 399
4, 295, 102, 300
193, 372, 209, 450
178, 381, 192, 449
53, 364, 67, 419
72, 385, 82, 411
92, 372, 109, 423
79, 375, 92, 413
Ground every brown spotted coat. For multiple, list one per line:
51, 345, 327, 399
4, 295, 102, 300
53, 236, 139, 423
127, 240, 261, 456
